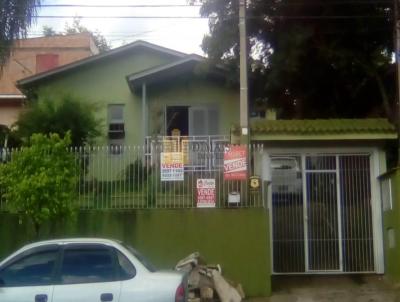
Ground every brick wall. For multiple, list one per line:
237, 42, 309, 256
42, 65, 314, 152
0, 33, 98, 95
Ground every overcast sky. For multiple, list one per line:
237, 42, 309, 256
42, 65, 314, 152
28, 0, 209, 55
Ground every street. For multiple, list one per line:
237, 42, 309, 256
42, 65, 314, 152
246, 276, 400, 302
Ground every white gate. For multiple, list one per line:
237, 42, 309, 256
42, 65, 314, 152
270, 153, 376, 274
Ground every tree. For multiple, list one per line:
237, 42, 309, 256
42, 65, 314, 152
0, 132, 77, 237
0, 0, 41, 67
199, 0, 395, 120
42, 17, 110, 53
16, 92, 101, 147
42, 25, 57, 37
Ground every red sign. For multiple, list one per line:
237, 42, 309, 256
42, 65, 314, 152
224, 145, 247, 180
197, 179, 216, 208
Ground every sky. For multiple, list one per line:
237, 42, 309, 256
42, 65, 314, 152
28, 0, 209, 55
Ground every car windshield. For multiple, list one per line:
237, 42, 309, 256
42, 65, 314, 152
122, 244, 157, 272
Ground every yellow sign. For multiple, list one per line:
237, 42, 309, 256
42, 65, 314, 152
160, 152, 184, 181
249, 176, 261, 191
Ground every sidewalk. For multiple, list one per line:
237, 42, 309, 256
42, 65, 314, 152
246, 275, 400, 302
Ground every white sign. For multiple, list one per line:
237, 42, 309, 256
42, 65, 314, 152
160, 152, 184, 181
197, 178, 216, 208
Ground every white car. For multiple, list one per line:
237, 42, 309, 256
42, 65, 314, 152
0, 238, 187, 302
271, 156, 302, 195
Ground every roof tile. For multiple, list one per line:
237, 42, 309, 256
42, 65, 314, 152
250, 119, 396, 135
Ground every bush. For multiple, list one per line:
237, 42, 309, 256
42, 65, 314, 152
124, 159, 151, 191
16, 92, 101, 146
0, 132, 78, 236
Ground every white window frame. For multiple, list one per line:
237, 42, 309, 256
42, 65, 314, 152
108, 104, 125, 155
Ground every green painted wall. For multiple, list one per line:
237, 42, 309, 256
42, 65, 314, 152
28, 49, 240, 180
147, 77, 239, 136
382, 168, 400, 282
0, 209, 271, 297
31, 49, 239, 146
35, 49, 178, 146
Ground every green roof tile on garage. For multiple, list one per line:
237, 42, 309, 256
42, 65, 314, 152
250, 118, 397, 141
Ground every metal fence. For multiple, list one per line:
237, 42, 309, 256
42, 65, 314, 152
145, 135, 230, 171
271, 153, 374, 274
0, 142, 265, 211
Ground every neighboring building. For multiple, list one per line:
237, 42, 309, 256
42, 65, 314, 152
251, 118, 397, 275
0, 33, 99, 127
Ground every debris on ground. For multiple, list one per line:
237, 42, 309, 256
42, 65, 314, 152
175, 252, 245, 302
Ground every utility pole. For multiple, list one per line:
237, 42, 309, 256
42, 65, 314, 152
239, 0, 249, 144
395, 0, 400, 164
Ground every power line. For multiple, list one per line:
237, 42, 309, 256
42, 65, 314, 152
27, 26, 392, 37
30, 15, 391, 20
37, 4, 202, 8
34, 1, 393, 8
33, 15, 205, 19
274, 0, 393, 5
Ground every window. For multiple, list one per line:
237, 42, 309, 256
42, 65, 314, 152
59, 247, 115, 284
121, 243, 156, 272
188, 106, 218, 136
0, 249, 58, 287
166, 106, 189, 136
36, 54, 59, 73
108, 105, 125, 154
116, 251, 136, 280
165, 105, 219, 136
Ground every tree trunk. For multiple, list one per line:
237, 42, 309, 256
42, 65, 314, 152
34, 221, 40, 239
375, 73, 393, 122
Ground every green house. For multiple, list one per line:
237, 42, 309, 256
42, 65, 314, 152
18, 40, 239, 147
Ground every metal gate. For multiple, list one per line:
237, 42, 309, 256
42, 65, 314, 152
271, 154, 375, 274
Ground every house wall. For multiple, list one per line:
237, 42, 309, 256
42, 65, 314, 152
0, 209, 271, 297
34, 50, 185, 146
29, 49, 240, 180
0, 102, 23, 127
34, 60, 238, 146
382, 168, 400, 283
0, 33, 97, 127
0, 33, 97, 95
147, 77, 239, 136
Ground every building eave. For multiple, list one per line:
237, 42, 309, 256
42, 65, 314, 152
17, 40, 187, 88
126, 55, 204, 92
249, 118, 398, 142
0, 94, 26, 100
251, 133, 398, 141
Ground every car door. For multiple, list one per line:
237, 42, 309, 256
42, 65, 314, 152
0, 245, 59, 302
114, 248, 148, 302
52, 244, 121, 302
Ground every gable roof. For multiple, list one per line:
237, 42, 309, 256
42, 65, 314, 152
126, 54, 233, 92
126, 54, 203, 91
251, 118, 397, 141
17, 40, 187, 87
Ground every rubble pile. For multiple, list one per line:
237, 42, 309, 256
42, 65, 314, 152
175, 252, 245, 302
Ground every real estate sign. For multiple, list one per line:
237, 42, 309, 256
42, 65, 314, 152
160, 152, 184, 181
223, 145, 247, 180
196, 178, 216, 208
